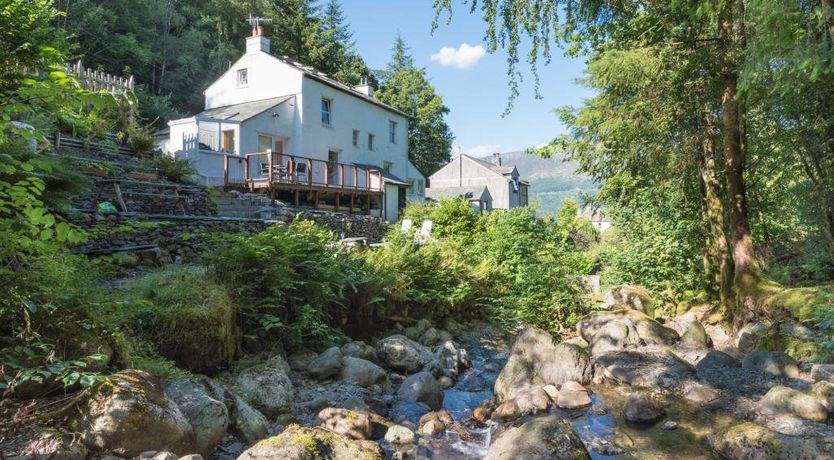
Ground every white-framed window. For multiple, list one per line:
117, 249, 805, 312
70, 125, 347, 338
389, 120, 397, 143
321, 98, 332, 125
352, 129, 359, 146
368, 133, 375, 151
237, 68, 248, 87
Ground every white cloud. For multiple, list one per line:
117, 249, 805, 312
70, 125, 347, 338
431, 43, 487, 69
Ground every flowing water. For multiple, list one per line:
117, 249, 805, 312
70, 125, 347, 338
385, 324, 718, 460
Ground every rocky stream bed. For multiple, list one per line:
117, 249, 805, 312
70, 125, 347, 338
5, 286, 834, 460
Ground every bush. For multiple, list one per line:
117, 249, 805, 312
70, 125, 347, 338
127, 124, 156, 155
207, 221, 353, 349
124, 268, 237, 373
153, 154, 197, 184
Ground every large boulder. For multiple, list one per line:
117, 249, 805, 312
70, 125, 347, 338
339, 357, 387, 388
376, 335, 433, 373
307, 347, 344, 381
622, 391, 666, 424
403, 319, 432, 341
578, 309, 679, 355
514, 386, 552, 415
429, 340, 471, 379
602, 285, 654, 315
594, 349, 697, 392
165, 379, 228, 456
237, 425, 385, 460
397, 371, 443, 410
316, 408, 371, 440
736, 321, 771, 354
494, 328, 591, 402
384, 425, 415, 444
340, 341, 376, 361
202, 381, 269, 446
811, 364, 834, 383
758, 386, 828, 423
287, 349, 318, 371
555, 381, 592, 410
78, 370, 195, 457
709, 422, 834, 459
742, 351, 800, 378
483, 415, 590, 460
680, 320, 713, 348
696, 350, 741, 371
234, 363, 294, 419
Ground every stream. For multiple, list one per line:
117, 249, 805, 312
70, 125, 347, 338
383, 324, 717, 460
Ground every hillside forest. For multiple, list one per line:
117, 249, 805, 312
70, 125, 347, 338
2, 1, 834, 460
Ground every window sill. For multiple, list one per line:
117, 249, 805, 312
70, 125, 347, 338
321, 123, 334, 129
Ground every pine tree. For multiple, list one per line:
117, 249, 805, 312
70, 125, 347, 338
376, 36, 453, 175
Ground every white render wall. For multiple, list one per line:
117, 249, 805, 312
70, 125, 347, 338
204, 41, 302, 110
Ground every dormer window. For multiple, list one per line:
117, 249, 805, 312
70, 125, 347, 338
321, 98, 332, 125
237, 69, 248, 87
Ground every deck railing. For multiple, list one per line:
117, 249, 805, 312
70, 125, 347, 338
224, 152, 383, 193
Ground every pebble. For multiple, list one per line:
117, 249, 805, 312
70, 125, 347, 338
661, 421, 678, 430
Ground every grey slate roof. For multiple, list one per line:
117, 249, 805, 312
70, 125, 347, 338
469, 155, 516, 176
195, 95, 294, 122
426, 186, 491, 201
272, 55, 409, 118
352, 163, 410, 186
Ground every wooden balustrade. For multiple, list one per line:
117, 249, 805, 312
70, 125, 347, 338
224, 151, 383, 194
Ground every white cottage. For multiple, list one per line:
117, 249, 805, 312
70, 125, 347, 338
166, 26, 425, 222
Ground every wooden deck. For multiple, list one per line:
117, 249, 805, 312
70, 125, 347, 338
223, 151, 384, 213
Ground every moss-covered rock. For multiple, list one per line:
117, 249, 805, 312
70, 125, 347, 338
602, 285, 654, 316
709, 422, 834, 459
154, 282, 237, 373
78, 370, 195, 457
483, 415, 590, 460
237, 425, 385, 460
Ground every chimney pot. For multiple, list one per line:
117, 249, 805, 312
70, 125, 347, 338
251, 25, 264, 37
492, 152, 502, 166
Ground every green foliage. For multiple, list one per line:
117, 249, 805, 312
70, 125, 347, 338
391, 199, 592, 332
0, 250, 115, 396
207, 221, 352, 349
153, 155, 197, 184
127, 124, 156, 155
375, 36, 454, 175
122, 268, 237, 373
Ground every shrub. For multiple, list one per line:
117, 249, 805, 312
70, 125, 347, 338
207, 221, 353, 349
153, 154, 197, 184
125, 268, 237, 373
127, 124, 156, 155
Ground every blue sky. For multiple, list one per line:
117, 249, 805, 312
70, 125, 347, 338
340, 1, 593, 156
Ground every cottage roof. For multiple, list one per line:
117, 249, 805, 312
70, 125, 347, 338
195, 95, 294, 122
272, 55, 409, 118
467, 155, 518, 176
426, 185, 491, 201
352, 163, 410, 186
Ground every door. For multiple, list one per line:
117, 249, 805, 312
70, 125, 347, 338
222, 129, 235, 153
398, 186, 407, 211
328, 150, 339, 186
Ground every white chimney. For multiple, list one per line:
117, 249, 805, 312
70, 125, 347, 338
246, 26, 270, 54
353, 76, 374, 97
492, 152, 502, 166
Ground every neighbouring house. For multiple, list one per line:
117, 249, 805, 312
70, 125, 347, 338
165, 26, 425, 222
426, 153, 529, 211
426, 185, 493, 212
579, 206, 612, 232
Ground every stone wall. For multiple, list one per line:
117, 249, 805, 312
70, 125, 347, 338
69, 208, 387, 264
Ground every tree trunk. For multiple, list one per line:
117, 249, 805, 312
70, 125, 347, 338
699, 110, 733, 313
719, 1, 759, 324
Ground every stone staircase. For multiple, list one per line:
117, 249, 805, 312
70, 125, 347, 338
212, 191, 294, 219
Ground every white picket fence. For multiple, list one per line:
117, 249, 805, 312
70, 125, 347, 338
67, 60, 134, 94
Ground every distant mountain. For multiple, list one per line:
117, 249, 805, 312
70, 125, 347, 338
479, 150, 597, 215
